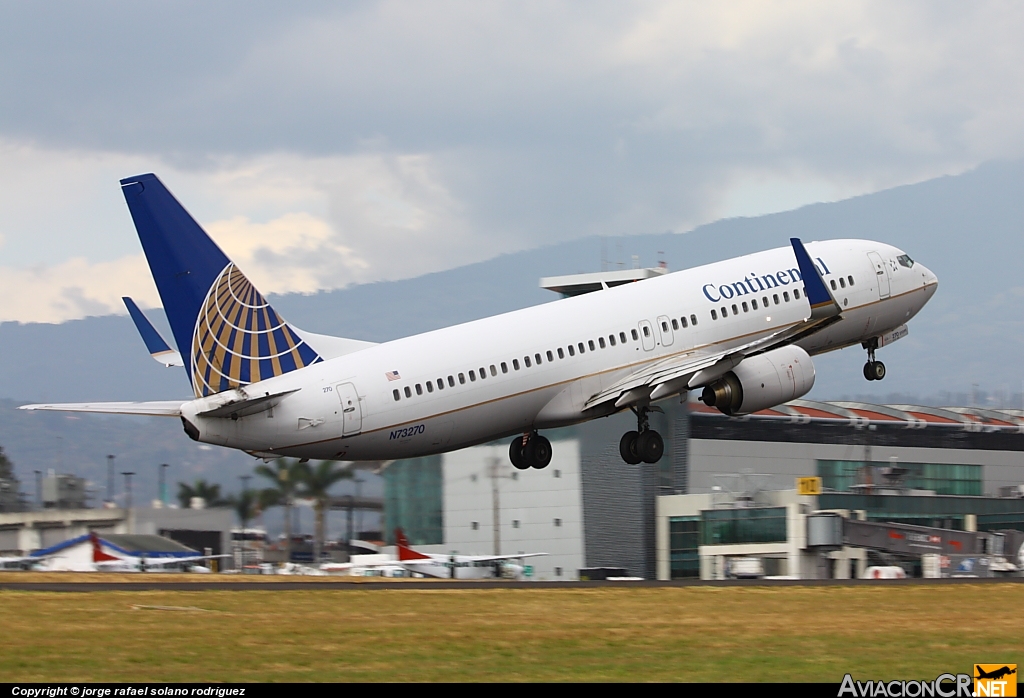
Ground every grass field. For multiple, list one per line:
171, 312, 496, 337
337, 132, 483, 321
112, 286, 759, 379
1, 581, 1022, 682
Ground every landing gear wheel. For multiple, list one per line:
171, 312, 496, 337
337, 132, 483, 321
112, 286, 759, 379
637, 430, 665, 464
619, 431, 642, 465
863, 361, 886, 381
525, 434, 552, 469
509, 437, 529, 470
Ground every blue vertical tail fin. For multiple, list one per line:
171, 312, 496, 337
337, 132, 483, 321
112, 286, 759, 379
119, 174, 321, 397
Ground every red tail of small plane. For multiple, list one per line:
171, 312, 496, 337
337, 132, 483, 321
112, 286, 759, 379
395, 528, 431, 561
90, 532, 120, 563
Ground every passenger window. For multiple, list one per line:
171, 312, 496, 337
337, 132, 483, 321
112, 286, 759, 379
762, 296, 768, 307
794, 289, 801, 300
459, 373, 466, 384
783, 291, 790, 302
661, 321, 668, 332
839, 277, 846, 289
671, 319, 678, 330
830, 279, 837, 291
742, 302, 748, 313
642, 326, 650, 338
618, 332, 626, 343
479, 367, 486, 379
691, 314, 697, 326
579, 342, 586, 354
609, 335, 616, 346
848, 275, 854, 286
680, 316, 688, 328
426, 382, 433, 393
490, 365, 497, 377
437, 378, 444, 390
566, 345, 574, 357
404, 386, 412, 398
524, 356, 531, 367
416, 384, 423, 395
751, 299, 758, 310
469, 370, 476, 382
711, 309, 718, 320
631, 329, 639, 341
588, 340, 595, 351
393, 389, 400, 401
448, 376, 455, 387
546, 351, 553, 362
773, 294, 780, 305
598, 337, 606, 348
501, 362, 508, 373
732, 304, 738, 315
557, 348, 564, 359
723, 306, 730, 317
536, 353, 543, 364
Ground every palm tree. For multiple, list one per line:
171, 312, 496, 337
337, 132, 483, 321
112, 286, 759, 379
255, 459, 303, 562
297, 460, 353, 564
176, 479, 228, 509
229, 488, 259, 532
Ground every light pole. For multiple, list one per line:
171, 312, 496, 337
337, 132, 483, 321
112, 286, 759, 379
159, 463, 169, 507
34, 470, 42, 510
106, 455, 115, 507
122, 471, 135, 533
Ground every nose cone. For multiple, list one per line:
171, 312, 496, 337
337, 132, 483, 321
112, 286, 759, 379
919, 263, 938, 298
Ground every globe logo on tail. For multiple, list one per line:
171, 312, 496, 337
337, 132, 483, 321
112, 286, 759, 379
191, 263, 321, 397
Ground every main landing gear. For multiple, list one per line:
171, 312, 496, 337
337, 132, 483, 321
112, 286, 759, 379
862, 339, 886, 381
619, 406, 665, 465
509, 431, 552, 470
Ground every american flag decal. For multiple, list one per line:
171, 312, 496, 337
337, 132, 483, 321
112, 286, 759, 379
385, 370, 401, 381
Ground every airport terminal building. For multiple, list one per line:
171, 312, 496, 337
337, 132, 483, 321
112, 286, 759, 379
382, 397, 1024, 580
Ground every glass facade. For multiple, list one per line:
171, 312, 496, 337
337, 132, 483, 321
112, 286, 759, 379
819, 493, 1024, 531
701, 507, 788, 545
669, 516, 699, 578
382, 455, 443, 545
817, 460, 982, 496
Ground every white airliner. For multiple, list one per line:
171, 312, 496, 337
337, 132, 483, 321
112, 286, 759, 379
21, 174, 938, 470
34, 532, 228, 573
321, 529, 546, 579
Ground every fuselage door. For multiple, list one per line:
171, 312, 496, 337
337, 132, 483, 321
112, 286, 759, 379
656, 315, 674, 347
867, 252, 891, 299
639, 320, 656, 351
336, 382, 362, 436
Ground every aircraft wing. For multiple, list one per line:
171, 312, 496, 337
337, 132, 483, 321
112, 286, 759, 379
18, 401, 186, 417
142, 554, 231, 567
455, 553, 549, 563
584, 238, 842, 411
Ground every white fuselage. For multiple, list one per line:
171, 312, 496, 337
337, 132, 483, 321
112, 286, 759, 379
180, 240, 937, 461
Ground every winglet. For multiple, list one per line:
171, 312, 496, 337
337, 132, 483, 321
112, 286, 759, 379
122, 297, 184, 367
790, 238, 841, 320
394, 528, 431, 561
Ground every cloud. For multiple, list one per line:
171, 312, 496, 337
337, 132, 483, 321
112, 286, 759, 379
3, 3, 1024, 322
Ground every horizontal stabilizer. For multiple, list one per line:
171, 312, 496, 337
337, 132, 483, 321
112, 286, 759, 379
18, 401, 185, 417
195, 388, 300, 418
122, 297, 184, 367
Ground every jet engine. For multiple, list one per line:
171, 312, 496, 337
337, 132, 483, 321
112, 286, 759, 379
700, 345, 815, 416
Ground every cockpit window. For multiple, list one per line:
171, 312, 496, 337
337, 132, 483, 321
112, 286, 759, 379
897, 254, 914, 268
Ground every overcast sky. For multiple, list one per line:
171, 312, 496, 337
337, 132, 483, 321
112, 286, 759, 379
1, 1, 1023, 323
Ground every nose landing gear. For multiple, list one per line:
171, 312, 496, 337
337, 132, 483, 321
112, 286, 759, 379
509, 431, 552, 470
862, 339, 886, 381
619, 406, 665, 464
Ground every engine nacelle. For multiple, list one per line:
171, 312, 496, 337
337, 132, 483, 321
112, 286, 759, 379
700, 345, 815, 416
